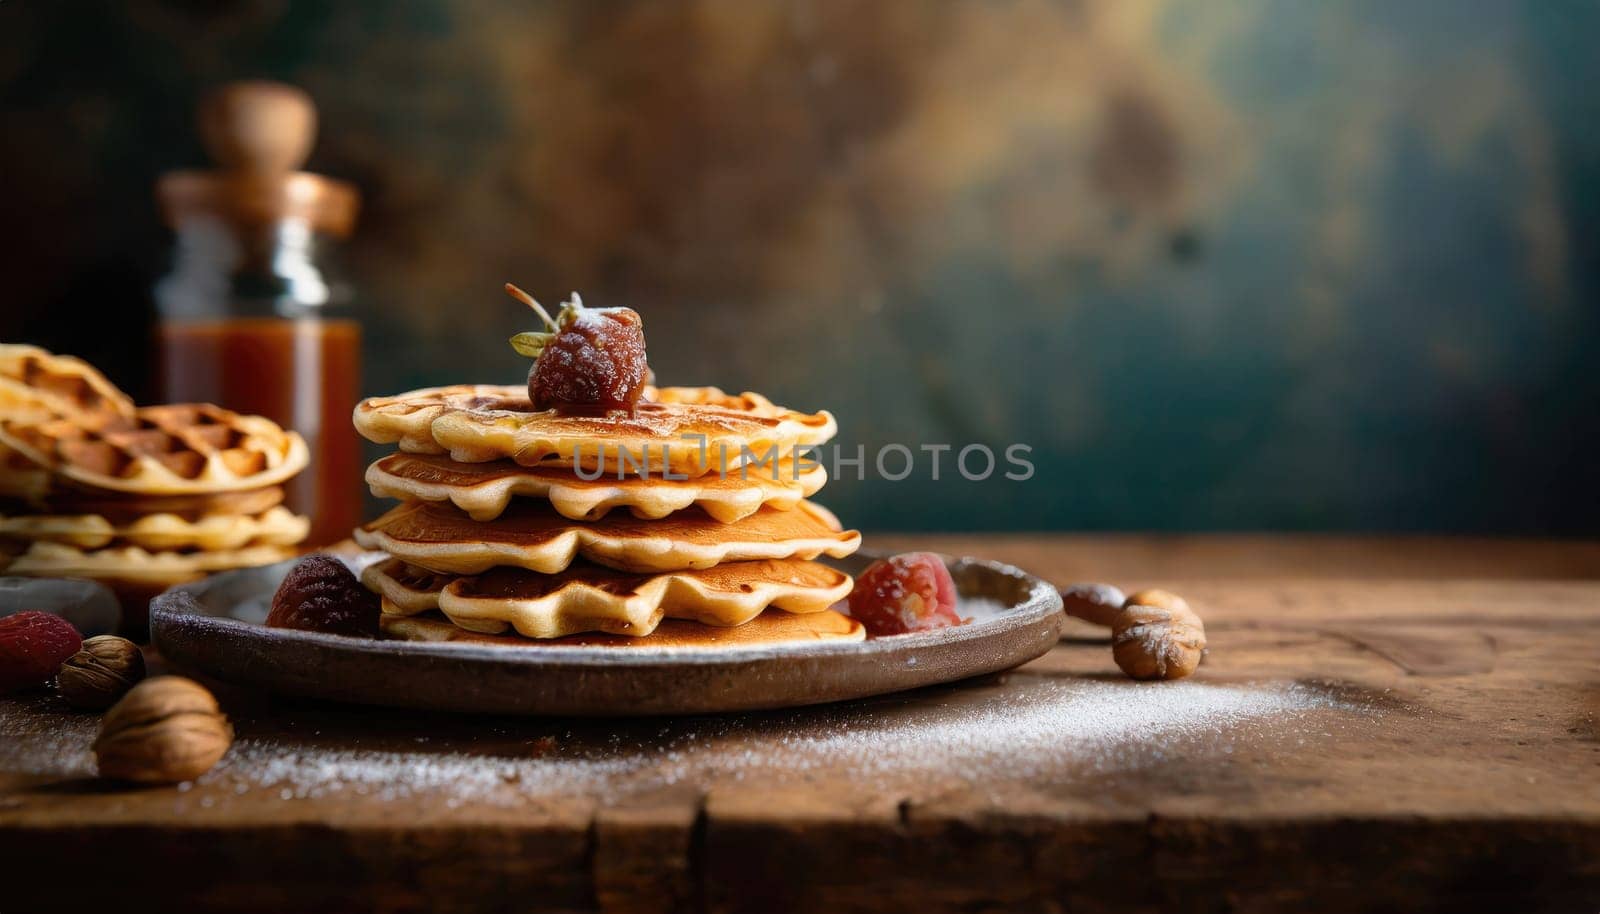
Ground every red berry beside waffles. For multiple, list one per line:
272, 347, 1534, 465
0, 611, 83, 694
267, 554, 381, 638
846, 552, 961, 636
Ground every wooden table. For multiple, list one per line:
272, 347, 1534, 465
3, 536, 1598, 912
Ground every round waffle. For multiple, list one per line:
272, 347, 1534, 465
0, 344, 136, 425
22, 485, 287, 524
351, 384, 524, 454
380, 607, 865, 648
0, 345, 138, 499
0, 505, 308, 551
353, 385, 836, 477
0, 403, 309, 495
354, 499, 861, 575
363, 555, 854, 639
366, 452, 828, 523
5, 540, 295, 583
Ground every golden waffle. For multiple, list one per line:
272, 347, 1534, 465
0, 345, 137, 500
354, 499, 860, 575
363, 555, 854, 638
366, 452, 828, 523
0, 344, 136, 424
21, 485, 286, 524
0, 402, 309, 496
363, 558, 457, 614
381, 607, 865, 648
0, 506, 308, 551
352, 384, 523, 453
5, 541, 295, 584
353, 385, 836, 477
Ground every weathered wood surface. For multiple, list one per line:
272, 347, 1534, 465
2, 536, 1598, 913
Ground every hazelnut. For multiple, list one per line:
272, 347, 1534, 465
1059, 582, 1126, 628
57, 635, 146, 709
1112, 589, 1206, 681
93, 676, 232, 784
1124, 588, 1192, 615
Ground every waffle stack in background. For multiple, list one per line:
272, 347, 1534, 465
0, 345, 311, 627
351, 384, 866, 647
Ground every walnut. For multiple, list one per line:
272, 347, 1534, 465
1111, 589, 1206, 681
93, 676, 233, 784
57, 635, 145, 709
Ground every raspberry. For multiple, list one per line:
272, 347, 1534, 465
0, 611, 83, 694
266, 554, 380, 638
846, 552, 961, 636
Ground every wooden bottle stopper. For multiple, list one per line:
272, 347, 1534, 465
160, 79, 357, 236
198, 80, 317, 176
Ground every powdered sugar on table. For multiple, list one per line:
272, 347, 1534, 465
211, 679, 1357, 807
1, 672, 1368, 810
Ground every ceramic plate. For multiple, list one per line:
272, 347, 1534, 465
149, 553, 1063, 716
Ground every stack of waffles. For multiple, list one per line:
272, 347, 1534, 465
0, 345, 310, 614
351, 384, 867, 647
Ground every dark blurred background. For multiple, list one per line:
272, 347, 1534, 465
3, 0, 1598, 533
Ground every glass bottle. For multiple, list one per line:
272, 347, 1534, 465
153, 81, 363, 547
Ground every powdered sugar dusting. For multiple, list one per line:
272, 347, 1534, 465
957, 595, 1014, 623
0, 678, 1367, 809
185, 679, 1356, 806
0, 699, 98, 777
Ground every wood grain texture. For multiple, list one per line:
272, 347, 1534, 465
2, 536, 1598, 912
